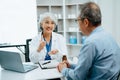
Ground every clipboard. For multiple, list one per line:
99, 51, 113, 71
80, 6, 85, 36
38, 60, 59, 69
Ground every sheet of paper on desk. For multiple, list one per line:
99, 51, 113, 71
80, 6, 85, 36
39, 60, 59, 69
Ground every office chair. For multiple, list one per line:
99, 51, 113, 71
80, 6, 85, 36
25, 39, 32, 62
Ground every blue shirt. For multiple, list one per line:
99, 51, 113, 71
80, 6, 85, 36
44, 37, 52, 60
62, 27, 120, 80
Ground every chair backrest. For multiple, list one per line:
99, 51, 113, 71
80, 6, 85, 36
25, 39, 32, 62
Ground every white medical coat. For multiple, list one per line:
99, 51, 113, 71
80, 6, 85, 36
29, 32, 67, 63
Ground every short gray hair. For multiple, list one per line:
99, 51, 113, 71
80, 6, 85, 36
39, 12, 57, 25
80, 2, 101, 26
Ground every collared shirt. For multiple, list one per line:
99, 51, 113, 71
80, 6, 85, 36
62, 26, 120, 80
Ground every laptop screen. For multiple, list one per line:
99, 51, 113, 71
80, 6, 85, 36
0, 50, 38, 73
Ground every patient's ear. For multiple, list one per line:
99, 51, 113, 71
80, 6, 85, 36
84, 18, 89, 28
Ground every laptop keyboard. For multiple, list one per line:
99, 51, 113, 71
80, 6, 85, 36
23, 64, 38, 71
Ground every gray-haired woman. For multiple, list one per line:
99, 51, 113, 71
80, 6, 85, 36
29, 12, 67, 63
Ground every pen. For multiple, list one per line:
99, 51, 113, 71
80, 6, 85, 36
42, 61, 51, 65
38, 62, 47, 69
38, 62, 41, 68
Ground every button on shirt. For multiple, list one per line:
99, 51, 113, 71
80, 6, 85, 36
62, 27, 120, 80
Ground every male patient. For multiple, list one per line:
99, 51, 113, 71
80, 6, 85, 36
57, 2, 120, 80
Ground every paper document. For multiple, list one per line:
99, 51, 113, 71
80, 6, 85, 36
39, 60, 59, 69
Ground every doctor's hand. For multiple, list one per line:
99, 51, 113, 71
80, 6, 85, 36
57, 62, 67, 72
49, 49, 59, 55
37, 40, 46, 52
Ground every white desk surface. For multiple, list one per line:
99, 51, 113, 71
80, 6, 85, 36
0, 65, 65, 80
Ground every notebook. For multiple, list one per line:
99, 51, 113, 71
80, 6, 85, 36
0, 50, 38, 73
38, 60, 59, 69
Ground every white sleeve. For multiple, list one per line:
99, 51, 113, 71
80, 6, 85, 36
55, 35, 68, 61
29, 37, 45, 63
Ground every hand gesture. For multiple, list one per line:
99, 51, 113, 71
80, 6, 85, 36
63, 60, 70, 68
37, 40, 46, 52
48, 49, 59, 55
57, 62, 67, 72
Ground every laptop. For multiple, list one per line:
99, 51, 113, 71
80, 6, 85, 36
0, 50, 38, 73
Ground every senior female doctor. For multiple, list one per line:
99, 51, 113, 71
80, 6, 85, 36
29, 12, 67, 63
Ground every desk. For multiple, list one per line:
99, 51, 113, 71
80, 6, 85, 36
0, 44, 29, 62
0, 66, 65, 80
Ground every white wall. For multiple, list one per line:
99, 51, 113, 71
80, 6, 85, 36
0, 0, 38, 62
0, 0, 38, 44
115, 0, 120, 46
95, 0, 120, 45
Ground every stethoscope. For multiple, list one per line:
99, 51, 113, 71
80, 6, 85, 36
41, 32, 52, 60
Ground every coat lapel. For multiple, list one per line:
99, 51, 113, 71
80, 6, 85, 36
51, 32, 57, 50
